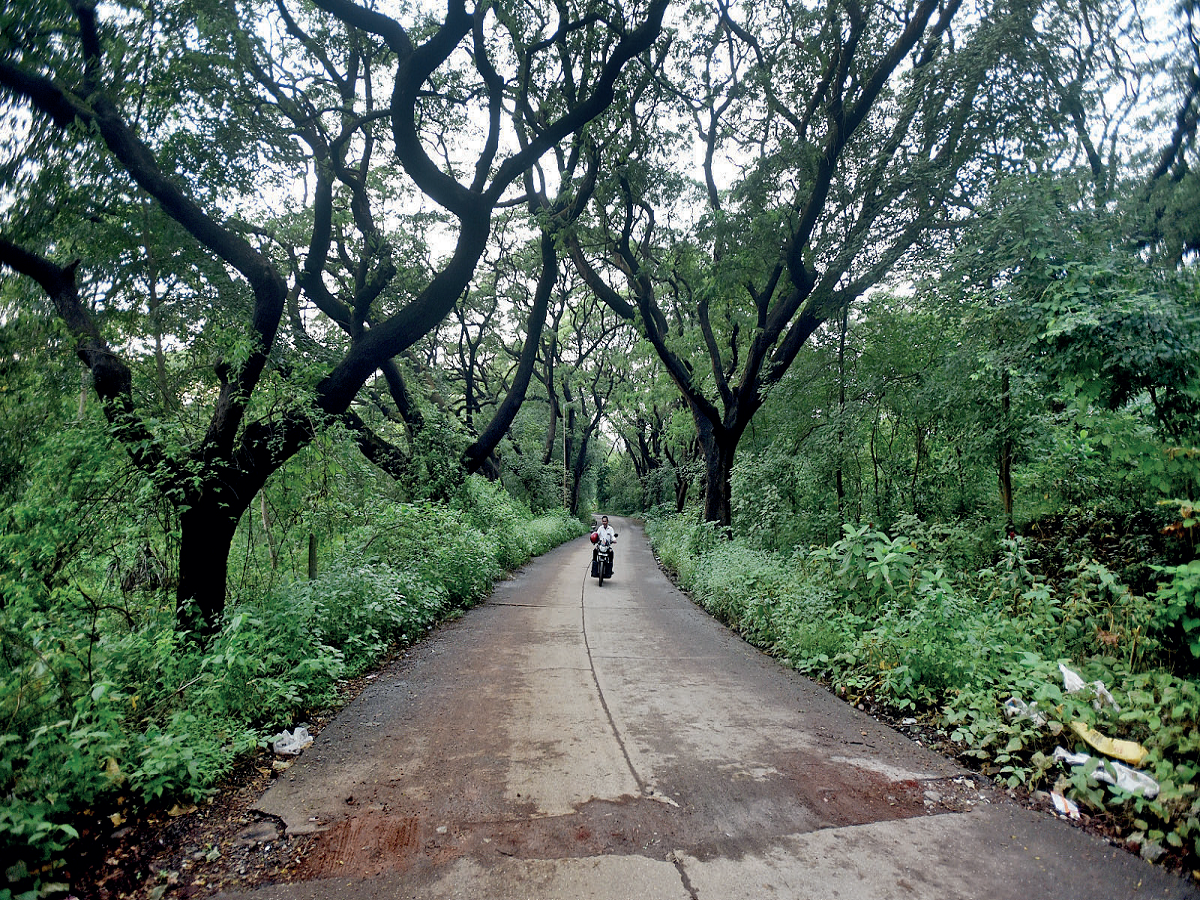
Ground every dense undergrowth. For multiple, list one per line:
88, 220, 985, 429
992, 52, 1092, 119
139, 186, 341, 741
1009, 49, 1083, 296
0, 476, 584, 898
648, 509, 1200, 875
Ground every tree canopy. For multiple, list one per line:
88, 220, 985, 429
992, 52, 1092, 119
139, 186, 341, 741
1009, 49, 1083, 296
0, 0, 667, 633
5, 0, 1200, 889
0, 0, 1194, 624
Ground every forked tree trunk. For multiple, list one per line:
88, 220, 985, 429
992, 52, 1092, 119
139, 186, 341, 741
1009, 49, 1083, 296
176, 498, 242, 637
674, 475, 689, 513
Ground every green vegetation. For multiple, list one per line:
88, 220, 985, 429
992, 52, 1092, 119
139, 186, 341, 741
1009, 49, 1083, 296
3, 0, 1200, 891
648, 511, 1200, 870
0, 422, 582, 893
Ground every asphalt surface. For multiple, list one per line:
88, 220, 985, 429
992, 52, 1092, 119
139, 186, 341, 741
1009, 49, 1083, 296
214, 516, 1199, 899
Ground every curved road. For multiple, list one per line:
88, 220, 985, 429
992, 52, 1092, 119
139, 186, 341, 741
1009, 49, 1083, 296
218, 518, 1197, 899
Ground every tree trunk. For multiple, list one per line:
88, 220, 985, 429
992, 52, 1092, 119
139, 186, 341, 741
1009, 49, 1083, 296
835, 304, 848, 519
541, 371, 559, 466
870, 415, 883, 520
695, 415, 737, 529
998, 368, 1014, 523
664, 444, 690, 513
569, 433, 589, 515
674, 473, 689, 513
175, 498, 241, 637
910, 426, 925, 515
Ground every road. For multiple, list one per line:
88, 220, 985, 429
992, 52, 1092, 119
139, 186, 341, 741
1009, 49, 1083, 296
216, 517, 1198, 899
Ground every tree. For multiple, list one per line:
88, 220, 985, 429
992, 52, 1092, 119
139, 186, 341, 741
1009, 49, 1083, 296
606, 348, 695, 512
0, 0, 667, 634
570, 0, 1054, 527
532, 271, 630, 514
1126, 0, 1200, 260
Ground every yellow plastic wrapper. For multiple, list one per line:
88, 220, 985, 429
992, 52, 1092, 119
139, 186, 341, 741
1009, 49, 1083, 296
1070, 721, 1149, 766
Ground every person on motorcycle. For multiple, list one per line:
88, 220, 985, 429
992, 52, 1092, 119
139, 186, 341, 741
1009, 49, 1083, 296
592, 516, 617, 573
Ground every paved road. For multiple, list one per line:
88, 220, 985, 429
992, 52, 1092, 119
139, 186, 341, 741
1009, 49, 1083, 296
216, 517, 1198, 899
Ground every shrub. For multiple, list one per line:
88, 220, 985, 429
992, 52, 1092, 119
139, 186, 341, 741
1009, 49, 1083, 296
526, 514, 588, 556
1152, 559, 1200, 663
646, 512, 1200, 867
359, 501, 498, 606
1, 478, 582, 894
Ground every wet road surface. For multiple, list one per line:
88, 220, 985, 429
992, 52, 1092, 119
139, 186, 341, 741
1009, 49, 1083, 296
215, 517, 1198, 899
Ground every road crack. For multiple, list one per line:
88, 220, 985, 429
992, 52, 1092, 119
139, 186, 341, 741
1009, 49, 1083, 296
580, 566, 647, 797
671, 853, 701, 900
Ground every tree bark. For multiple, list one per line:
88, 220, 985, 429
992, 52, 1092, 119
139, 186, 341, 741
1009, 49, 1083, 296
998, 368, 1014, 523
694, 413, 741, 530
835, 304, 848, 519
176, 496, 241, 637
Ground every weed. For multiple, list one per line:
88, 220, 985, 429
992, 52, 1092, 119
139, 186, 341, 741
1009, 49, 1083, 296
648, 513, 1200, 869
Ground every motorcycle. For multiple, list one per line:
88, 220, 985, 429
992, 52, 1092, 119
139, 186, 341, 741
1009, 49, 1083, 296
590, 532, 616, 585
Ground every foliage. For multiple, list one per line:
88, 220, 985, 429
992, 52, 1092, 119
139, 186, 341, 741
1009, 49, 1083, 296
0, 0, 669, 638
1153, 558, 1200, 662
648, 512, 1200, 868
0, 460, 581, 894
501, 447, 566, 515
598, 456, 645, 515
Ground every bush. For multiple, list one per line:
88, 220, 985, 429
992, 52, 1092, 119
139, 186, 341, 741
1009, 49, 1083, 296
358, 501, 498, 605
526, 514, 588, 555
0, 476, 582, 895
646, 511, 1200, 868
1152, 559, 1200, 664
306, 557, 443, 674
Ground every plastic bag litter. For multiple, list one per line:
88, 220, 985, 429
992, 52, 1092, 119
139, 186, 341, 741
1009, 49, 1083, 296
271, 726, 314, 756
1003, 697, 1047, 727
1052, 747, 1159, 799
1051, 791, 1080, 820
1059, 663, 1119, 711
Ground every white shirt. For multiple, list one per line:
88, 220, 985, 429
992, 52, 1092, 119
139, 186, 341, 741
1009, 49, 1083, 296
595, 524, 616, 544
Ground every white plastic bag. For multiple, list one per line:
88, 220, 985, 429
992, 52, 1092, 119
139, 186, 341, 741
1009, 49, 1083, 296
1052, 747, 1159, 799
1051, 791, 1080, 820
1003, 696, 1047, 727
271, 726, 314, 756
1059, 663, 1119, 711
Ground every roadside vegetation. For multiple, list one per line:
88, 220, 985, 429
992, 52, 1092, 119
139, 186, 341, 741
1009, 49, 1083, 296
647, 509, 1199, 875
624, 232, 1200, 877
0, 420, 583, 894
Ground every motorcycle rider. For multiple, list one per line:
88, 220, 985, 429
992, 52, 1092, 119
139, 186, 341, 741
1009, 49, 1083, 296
592, 515, 617, 573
